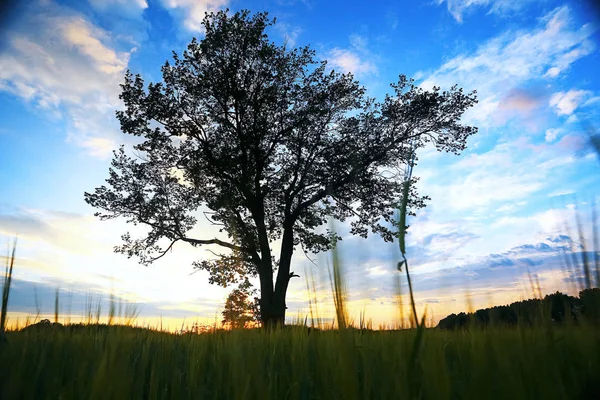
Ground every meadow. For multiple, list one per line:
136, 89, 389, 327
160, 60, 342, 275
1, 321, 599, 399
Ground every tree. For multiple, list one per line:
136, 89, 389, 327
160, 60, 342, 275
222, 279, 260, 329
85, 9, 477, 327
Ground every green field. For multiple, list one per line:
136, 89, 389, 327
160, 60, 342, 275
1, 323, 599, 399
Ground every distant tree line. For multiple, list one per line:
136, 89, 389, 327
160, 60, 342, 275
437, 288, 600, 330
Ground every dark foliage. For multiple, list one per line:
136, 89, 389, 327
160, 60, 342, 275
19, 320, 163, 335
222, 279, 261, 328
437, 288, 600, 330
20, 319, 63, 331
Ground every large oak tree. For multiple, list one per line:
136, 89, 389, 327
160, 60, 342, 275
85, 10, 477, 327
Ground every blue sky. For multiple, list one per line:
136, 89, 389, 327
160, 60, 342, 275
1, 0, 599, 329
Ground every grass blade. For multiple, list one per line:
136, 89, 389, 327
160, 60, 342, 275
1, 240, 16, 334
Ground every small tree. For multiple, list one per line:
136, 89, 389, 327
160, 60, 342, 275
85, 10, 477, 327
222, 279, 260, 329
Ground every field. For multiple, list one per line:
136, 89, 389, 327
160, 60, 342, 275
0, 321, 599, 399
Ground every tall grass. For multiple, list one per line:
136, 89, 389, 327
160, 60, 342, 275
1, 240, 16, 343
2, 319, 599, 398
54, 287, 59, 324
396, 172, 430, 398
329, 227, 348, 330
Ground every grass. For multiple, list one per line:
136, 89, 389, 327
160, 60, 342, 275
0, 239, 16, 344
1, 323, 599, 399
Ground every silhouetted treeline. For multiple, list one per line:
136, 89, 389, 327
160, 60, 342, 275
437, 288, 600, 330
20, 320, 163, 335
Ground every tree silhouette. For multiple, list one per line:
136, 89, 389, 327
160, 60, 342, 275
222, 279, 260, 329
85, 9, 477, 327
436, 290, 600, 330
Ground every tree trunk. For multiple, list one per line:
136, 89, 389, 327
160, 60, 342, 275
259, 266, 289, 328
258, 258, 277, 328
258, 223, 295, 328
260, 291, 287, 328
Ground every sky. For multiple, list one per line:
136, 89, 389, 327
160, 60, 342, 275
1, 0, 599, 330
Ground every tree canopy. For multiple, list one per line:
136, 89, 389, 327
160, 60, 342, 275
222, 279, 260, 329
85, 9, 478, 326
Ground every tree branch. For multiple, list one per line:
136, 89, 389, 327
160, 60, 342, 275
180, 236, 248, 252
146, 239, 178, 263
290, 128, 429, 220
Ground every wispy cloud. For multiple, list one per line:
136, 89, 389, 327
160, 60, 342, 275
421, 140, 555, 213
274, 22, 303, 48
327, 48, 377, 76
545, 128, 562, 142
159, 0, 229, 32
549, 89, 592, 116
0, 2, 132, 157
61, 17, 129, 75
420, 6, 596, 127
326, 34, 378, 76
437, 0, 537, 23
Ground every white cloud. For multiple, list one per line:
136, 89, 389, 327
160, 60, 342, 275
583, 96, 600, 107
545, 128, 561, 142
0, 3, 132, 158
325, 32, 378, 77
548, 189, 575, 198
159, 0, 229, 32
275, 23, 302, 48
498, 88, 543, 113
327, 48, 377, 76
414, 135, 584, 247
566, 114, 579, 124
490, 207, 574, 239
438, 0, 537, 23
435, 151, 546, 212
549, 90, 592, 116
74, 136, 119, 158
543, 67, 561, 78
420, 6, 595, 127
61, 18, 129, 75
349, 33, 368, 51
